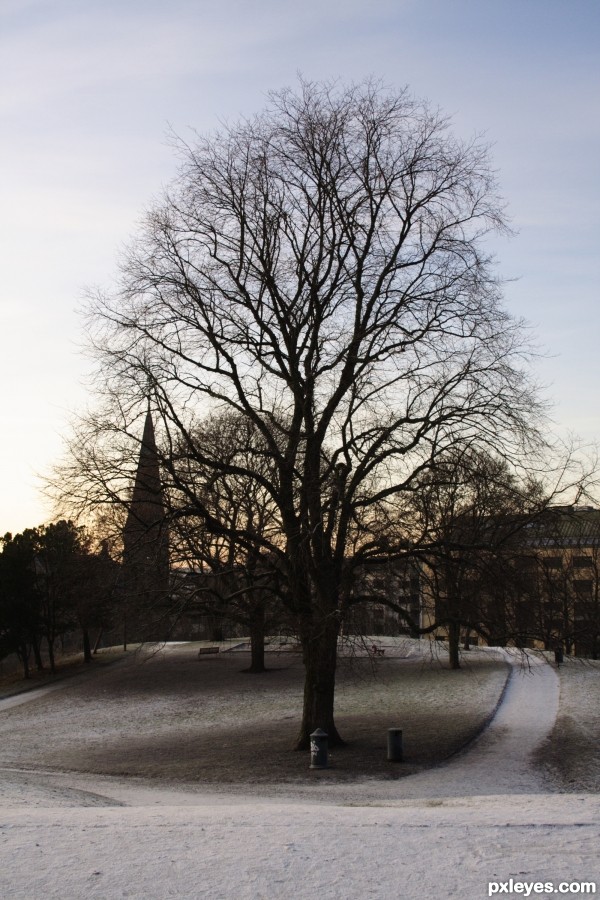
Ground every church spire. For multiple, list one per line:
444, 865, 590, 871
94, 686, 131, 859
122, 407, 170, 641
128, 407, 163, 518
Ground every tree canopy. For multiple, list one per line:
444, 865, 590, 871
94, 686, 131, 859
56, 79, 561, 746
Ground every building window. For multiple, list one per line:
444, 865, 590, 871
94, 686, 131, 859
574, 579, 593, 599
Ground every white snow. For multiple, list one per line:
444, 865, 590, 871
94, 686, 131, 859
388, 648, 561, 798
0, 646, 598, 900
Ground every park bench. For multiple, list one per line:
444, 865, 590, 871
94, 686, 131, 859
197, 646, 220, 656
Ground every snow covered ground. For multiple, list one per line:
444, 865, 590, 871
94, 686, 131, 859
0, 643, 598, 899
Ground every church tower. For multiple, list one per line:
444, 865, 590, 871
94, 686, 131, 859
122, 408, 170, 641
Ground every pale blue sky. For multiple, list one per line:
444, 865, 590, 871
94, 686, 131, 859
1, 0, 598, 533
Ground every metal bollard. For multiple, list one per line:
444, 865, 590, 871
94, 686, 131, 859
387, 727, 403, 762
310, 728, 329, 769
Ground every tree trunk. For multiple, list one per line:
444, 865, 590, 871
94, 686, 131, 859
295, 614, 344, 750
82, 628, 92, 663
19, 643, 30, 679
448, 619, 461, 669
47, 637, 56, 674
244, 606, 267, 673
32, 635, 44, 672
209, 618, 224, 642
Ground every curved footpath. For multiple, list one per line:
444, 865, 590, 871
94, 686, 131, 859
1, 651, 599, 900
388, 647, 562, 798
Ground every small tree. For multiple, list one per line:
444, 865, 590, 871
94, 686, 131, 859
32, 521, 85, 671
0, 522, 116, 675
170, 413, 287, 672
0, 530, 44, 677
410, 449, 565, 665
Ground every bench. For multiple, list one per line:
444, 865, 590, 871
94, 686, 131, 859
197, 646, 220, 656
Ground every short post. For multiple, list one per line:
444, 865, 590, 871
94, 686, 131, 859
310, 728, 329, 769
387, 727, 403, 762
554, 645, 564, 666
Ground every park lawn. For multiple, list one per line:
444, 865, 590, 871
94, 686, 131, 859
536, 656, 600, 792
0, 640, 509, 786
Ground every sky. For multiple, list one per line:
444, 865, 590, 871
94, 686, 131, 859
1, 0, 599, 535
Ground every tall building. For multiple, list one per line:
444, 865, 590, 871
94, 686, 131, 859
122, 408, 170, 641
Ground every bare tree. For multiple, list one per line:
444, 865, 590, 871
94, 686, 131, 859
63, 78, 552, 747
409, 450, 544, 666
0, 521, 116, 676
170, 412, 287, 673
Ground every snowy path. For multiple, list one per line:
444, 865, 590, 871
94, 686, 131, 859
2, 651, 598, 900
384, 648, 561, 799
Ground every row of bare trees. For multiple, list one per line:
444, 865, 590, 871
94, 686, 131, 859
0, 522, 115, 677
411, 452, 600, 665
48, 79, 596, 748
